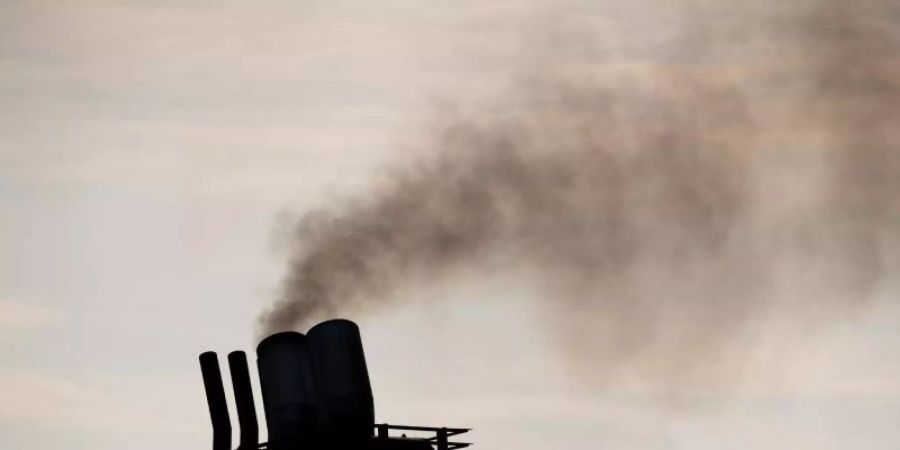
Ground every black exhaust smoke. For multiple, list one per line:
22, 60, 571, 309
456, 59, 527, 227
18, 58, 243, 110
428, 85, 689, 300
257, 0, 900, 389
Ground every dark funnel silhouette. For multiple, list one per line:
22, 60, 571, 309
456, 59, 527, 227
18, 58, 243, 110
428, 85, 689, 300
199, 319, 471, 450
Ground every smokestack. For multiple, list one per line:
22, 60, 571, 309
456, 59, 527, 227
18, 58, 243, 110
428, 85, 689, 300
228, 351, 259, 449
256, 331, 318, 449
200, 320, 472, 450
307, 319, 376, 442
199, 352, 232, 450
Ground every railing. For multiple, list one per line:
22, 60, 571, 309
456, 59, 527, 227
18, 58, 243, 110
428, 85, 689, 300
253, 424, 472, 450
375, 424, 472, 450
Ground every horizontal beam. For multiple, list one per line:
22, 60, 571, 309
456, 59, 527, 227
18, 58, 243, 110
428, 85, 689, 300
256, 424, 472, 450
376, 424, 471, 434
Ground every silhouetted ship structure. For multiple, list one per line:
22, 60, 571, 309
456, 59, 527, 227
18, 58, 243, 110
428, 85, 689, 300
200, 319, 472, 450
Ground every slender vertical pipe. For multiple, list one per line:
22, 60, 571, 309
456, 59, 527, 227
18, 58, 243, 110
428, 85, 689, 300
199, 352, 232, 450
228, 351, 259, 449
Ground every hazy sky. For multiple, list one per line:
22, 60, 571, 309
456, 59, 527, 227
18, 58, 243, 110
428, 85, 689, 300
2, 1, 900, 449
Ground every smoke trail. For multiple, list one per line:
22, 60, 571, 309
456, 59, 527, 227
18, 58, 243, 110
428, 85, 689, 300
260, 0, 899, 383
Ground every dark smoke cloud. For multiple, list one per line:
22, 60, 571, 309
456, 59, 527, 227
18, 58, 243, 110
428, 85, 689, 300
261, 0, 899, 384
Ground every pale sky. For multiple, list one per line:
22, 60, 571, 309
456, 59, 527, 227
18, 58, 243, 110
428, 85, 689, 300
2, 1, 900, 449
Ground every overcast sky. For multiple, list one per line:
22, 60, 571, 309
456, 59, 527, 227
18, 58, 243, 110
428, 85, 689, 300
2, 1, 900, 449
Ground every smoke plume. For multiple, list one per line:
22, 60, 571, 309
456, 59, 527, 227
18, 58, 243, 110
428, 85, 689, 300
261, 0, 899, 384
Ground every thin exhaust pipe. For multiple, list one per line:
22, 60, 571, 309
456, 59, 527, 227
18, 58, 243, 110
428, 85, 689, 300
228, 351, 259, 449
199, 352, 232, 450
